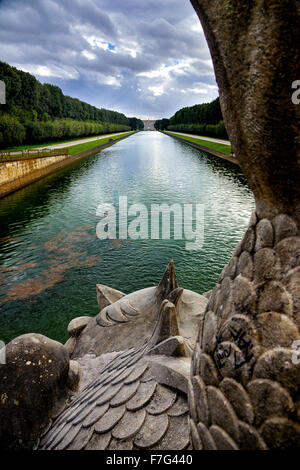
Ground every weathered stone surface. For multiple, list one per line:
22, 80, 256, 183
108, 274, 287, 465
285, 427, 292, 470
202, 290, 212, 300
253, 248, 280, 283
255, 218, 273, 251
152, 414, 189, 450
237, 421, 267, 450
110, 381, 140, 407
108, 438, 133, 450
236, 251, 253, 281
175, 289, 208, 355
233, 240, 242, 257
124, 363, 148, 385
84, 431, 111, 450
93, 383, 122, 406
76, 283, 168, 357
112, 409, 146, 440
261, 417, 300, 449
241, 227, 255, 253
111, 365, 136, 386
68, 316, 91, 337
284, 267, 300, 329
191, 375, 210, 426
207, 386, 239, 443
66, 426, 94, 450
134, 413, 169, 448
256, 312, 299, 349
191, 343, 201, 377
188, 0, 300, 449
55, 424, 81, 450
206, 284, 220, 313
253, 348, 300, 398
106, 304, 129, 323
215, 315, 258, 384
189, 418, 202, 450
64, 337, 77, 356
0, 333, 70, 449
198, 353, 219, 387
215, 277, 234, 324
96, 284, 125, 310
220, 378, 254, 425
249, 211, 258, 228
197, 422, 216, 450
256, 281, 293, 317
71, 403, 98, 426
146, 384, 176, 415
146, 356, 190, 394
167, 394, 189, 417
209, 425, 238, 450
219, 257, 238, 281
188, 380, 197, 424
41, 421, 73, 450
67, 360, 81, 391
126, 380, 157, 411
94, 405, 126, 434
82, 404, 109, 428
232, 275, 256, 315
149, 336, 185, 357
275, 236, 300, 273
248, 379, 294, 426
273, 214, 298, 245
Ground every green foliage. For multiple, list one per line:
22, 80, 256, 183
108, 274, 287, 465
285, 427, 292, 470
128, 117, 144, 130
169, 98, 223, 126
0, 114, 26, 147
0, 61, 138, 147
167, 120, 228, 139
163, 98, 228, 139
154, 118, 170, 131
23, 119, 130, 144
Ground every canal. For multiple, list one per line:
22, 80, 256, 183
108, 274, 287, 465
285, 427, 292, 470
0, 131, 255, 344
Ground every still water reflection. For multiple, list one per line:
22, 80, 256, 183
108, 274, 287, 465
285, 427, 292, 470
0, 132, 254, 343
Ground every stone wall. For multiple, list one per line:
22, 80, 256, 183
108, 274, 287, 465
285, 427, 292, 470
0, 154, 69, 186
0, 135, 131, 199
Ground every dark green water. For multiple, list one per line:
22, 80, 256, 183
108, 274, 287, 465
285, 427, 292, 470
0, 131, 254, 344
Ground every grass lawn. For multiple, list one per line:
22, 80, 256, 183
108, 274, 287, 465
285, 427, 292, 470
0, 131, 134, 152
0, 132, 135, 160
69, 131, 135, 156
164, 131, 232, 155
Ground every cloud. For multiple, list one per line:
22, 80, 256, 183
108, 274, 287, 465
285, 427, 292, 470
0, 0, 218, 119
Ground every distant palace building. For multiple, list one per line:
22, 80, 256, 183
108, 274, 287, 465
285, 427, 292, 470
142, 119, 156, 130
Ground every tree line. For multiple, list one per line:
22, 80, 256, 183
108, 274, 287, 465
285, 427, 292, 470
154, 97, 228, 139
0, 61, 143, 147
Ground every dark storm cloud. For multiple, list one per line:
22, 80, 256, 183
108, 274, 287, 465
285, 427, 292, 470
0, 0, 218, 118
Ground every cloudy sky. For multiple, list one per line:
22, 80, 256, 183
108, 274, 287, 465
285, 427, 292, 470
0, 0, 218, 119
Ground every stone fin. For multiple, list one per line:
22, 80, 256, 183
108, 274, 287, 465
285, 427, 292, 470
96, 284, 125, 310
156, 260, 178, 300
167, 287, 184, 307
156, 300, 180, 345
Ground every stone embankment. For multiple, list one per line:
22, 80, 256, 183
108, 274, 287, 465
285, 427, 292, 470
0, 135, 130, 198
164, 132, 239, 166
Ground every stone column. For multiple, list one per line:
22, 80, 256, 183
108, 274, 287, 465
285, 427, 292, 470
189, 0, 300, 449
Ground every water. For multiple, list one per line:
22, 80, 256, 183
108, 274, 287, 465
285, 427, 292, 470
0, 131, 254, 344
